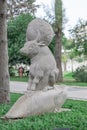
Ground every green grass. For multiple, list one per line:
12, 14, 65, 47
63, 72, 75, 81
10, 73, 87, 87
62, 81, 87, 87
10, 76, 28, 82
0, 93, 87, 130
63, 72, 87, 86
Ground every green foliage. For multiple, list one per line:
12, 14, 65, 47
63, 72, 87, 86
62, 35, 74, 50
75, 56, 84, 63
62, 53, 67, 63
49, 37, 56, 54
0, 93, 87, 130
49, 34, 72, 56
70, 19, 87, 56
69, 50, 76, 60
9, 66, 16, 76
73, 65, 87, 82
8, 13, 34, 66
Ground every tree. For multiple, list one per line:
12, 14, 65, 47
7, 0, 39, 18
8, 13, 34, 66
0, 0, 10, 104
69, 49, 75, 72
38, 1, 67, 80
62, 53, 67, 72
62, 34, 74, 50
54, 0, 63, 82
70, 19, 87, 56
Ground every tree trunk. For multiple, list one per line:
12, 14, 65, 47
63, 62, 67, 72
0, 0, 10, 104
55, 29, 63, 82
71, 59, 74, 72
54, 0, 63, 82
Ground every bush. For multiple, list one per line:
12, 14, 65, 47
9, 66, 15, 76
9, 66, 18, 76
73, 65, 87, 82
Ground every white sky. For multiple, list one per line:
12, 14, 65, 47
35, 0, 87, 37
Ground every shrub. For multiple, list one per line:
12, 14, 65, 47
9, 66, 15, 76
9, 66, 18, 76
73, 65, 87, 82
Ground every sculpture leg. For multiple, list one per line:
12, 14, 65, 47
30, 77, 40, 90
27, 78, 33, 90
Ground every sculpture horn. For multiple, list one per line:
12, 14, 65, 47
35, 30, 41, 42
35, 30, 46, 46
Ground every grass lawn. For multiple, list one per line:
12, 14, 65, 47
10, 76, 28, 82
62, 81, 87, 87
0, 93, 87, 130
63, 72, 74, 81
62, 72, 87, 87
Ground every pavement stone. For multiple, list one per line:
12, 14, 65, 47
10, 81, 87, 101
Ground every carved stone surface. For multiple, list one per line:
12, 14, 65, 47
4, 87, 67, 119
20, 41, 59, 91
3, 19, 67, 119
20, 18, 58, 91
26, 18, 55, 46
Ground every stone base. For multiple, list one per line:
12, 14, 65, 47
3, 87, 67, 119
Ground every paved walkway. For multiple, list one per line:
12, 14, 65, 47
10, 81, 87, 101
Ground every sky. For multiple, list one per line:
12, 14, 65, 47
35, 0, 87, 37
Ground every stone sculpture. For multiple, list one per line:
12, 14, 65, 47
20, 18, 59, 91
26, 18, 54, 46
4, 88, 67, 119
20, 41, 58, 91
3, 19, 67, 119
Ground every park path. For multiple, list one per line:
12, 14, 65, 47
10, 81, 87, 101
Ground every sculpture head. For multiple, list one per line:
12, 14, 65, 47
20, 39, 45, 58
20, 18, 55, 58
20, 40, 38, 58
20, 28, 46, 58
